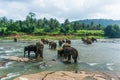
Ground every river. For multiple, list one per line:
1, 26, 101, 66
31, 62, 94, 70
0, 39, 120, 80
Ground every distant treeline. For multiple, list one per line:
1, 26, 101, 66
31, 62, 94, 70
0, 12, 120, 38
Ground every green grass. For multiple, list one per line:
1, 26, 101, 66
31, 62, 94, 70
75, 30, 104, 35
0, 35, 105, 40
0, 30, 105, 40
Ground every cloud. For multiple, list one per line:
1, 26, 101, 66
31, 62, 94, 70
0, 0, 120, 22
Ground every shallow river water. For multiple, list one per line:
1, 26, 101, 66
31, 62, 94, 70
0, 39, 120, 80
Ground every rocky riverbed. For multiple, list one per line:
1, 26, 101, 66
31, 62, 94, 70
13, 71, 120, 80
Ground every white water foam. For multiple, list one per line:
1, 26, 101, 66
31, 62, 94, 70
106, 63, 114, 71
5, 50, 13, 53
87, 63, 98, 66
1, 72, 20, 80
0, 62, 14, 69
106, 63, 114, 66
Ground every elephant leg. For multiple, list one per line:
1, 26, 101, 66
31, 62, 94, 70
68, 55, 71, 62
24, 51, 26, 57
28, 51, 30, 58
35, 52, 38, 58
40, 52, 43, 58
73, 57, 77, 63
40, 49, 43, 58
74, 59, 77, 63
51, 46, 53, 49
36, 49, 43, 58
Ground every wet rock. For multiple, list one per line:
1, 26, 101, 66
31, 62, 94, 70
0, 62, 6, 67
5, 56, 30, 62
0, 75, 7, 79
52, 59, 56, 61
13, 71, 116, 80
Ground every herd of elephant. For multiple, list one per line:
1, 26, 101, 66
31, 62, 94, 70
24, 37, 97, 63
81, 37, 97, 44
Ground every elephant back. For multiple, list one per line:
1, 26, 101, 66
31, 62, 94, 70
24, 44, 37, 51
62, 43, 71, 49
66, 39, 71, 44
49, 41, 57, 49
63, 47, 78, 58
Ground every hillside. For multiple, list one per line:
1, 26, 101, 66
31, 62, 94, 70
78, 19, 120, 27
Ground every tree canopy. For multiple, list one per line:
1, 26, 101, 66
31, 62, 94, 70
0, 12, 120, 38
104, 24, 120, 38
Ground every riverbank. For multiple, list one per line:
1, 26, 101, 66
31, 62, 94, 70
0, 34, 105, 40
13, 71, 119, 80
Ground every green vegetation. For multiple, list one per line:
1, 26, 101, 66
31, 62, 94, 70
75, 30, 104, 36
104, 24, 120, 38
0, 12, 120, 39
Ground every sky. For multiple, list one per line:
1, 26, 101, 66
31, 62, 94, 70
0, 0, 120, 23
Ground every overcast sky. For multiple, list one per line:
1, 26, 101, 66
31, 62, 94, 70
0, 0, 120, 22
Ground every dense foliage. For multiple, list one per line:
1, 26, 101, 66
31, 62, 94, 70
0, 12, 120, 38
104, 24, 120, 38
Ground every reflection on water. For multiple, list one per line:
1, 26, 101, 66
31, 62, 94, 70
0, 39, 120, 79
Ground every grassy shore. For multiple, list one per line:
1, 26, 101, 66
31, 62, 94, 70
0, 34, 106, 40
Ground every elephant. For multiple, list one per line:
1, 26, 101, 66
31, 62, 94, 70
62, 43, 71, 48
91, 37, 97, 42
66, 39, 71, 44
41, 38, 49, 44
13, 37, 17, 42
58, 39, 65, 46
24, 44, 37, 58
49, 41, 57, 49
86, 38, 92, 44
36, 41, 44, 58
81, 38, 92, 44
57, 45, 78, 63
57, 48, 64, 57
63, 47, 78, 63
57, 43, 71, 57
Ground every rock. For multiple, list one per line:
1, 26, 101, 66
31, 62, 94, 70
0, 62, 5, 67
0, 75, 7, 79
52, 59, 56, 61
13, 71, 116, 80
5, 56, 30, 62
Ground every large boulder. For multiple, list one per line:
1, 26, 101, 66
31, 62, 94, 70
13, 71, 116, 80
5, 56, 30, 62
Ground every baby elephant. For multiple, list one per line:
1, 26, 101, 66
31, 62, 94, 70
24, 44, 37, 58
63, 47, 78, 63
58, 46, 78, 63
49, 41, 57, 49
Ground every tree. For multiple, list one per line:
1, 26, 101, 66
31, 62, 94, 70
104, 24, 120, 38
63, 19, 72, 33
96, 24, 102, 30
25, 12, 36, 33
89, 21, 94, 30
73, 21, 80, 32
48, 18, 59, 31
